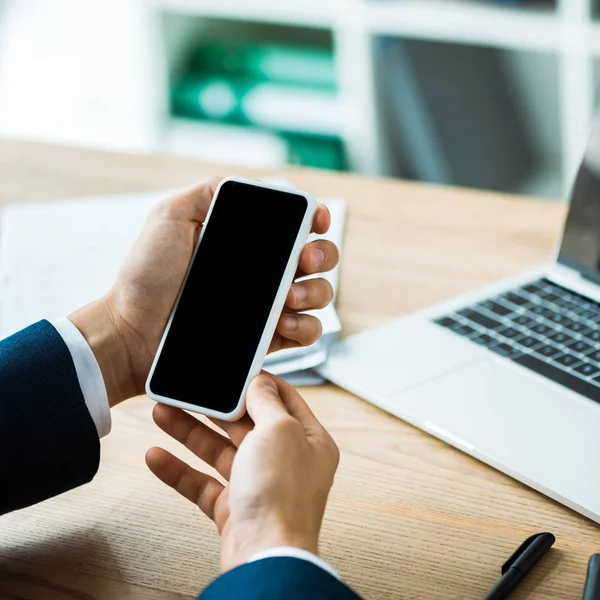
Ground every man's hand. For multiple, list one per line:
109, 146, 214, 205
146, 373, 340, 572
69, 179, 339, 407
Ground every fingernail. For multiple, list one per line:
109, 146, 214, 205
282, 314, 299, 332
292, 283, 308, 304
311, 248, 325, 269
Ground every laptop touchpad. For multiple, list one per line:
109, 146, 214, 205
321, 321, 486, 399
390, 359, 600, 517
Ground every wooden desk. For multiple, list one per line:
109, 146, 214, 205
0, 139, 595, 600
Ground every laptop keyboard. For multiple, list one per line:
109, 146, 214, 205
434, 278, 600, 403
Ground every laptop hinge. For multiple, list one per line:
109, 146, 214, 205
546, 264, 600, 304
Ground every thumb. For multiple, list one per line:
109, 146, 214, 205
246, 374, 288, 426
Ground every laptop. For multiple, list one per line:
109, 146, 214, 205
319, 111, 600, 524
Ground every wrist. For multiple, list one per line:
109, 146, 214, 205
224, 521, 319, 571
68, 297, 138, 407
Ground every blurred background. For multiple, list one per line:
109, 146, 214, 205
0, 0, 596, 201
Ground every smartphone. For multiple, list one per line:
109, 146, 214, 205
145, 177, 317, 421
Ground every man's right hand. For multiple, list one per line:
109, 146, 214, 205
145, 374, 340, 572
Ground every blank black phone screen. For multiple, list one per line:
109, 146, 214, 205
149, 180, 308, 414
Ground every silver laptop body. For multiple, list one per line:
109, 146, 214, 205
320, 112, 600, 523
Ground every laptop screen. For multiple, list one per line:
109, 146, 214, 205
558, 112, 600, 282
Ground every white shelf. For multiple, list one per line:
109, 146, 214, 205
151, 0, 595, 189
163, 118, 288, 168
1, 0, 597, 198
366, 0, 561, 52
153, 0, 338, 28
155, 0, 562, 51
586, 24, 600, 56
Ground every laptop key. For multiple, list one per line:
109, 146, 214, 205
496, 327, 521, 339
574, 300, 597, 312
434, 316, 459, 329
478, 301, 512, 317
540, 292, 561, 303
471, 334, 495, 346
546, 331, 574, 345
461, 311, 503, 330
540, 308, 559, 320
551, 295, 572, 307
488, 343, 513, 356
584, 330, 600, 342
553, 298, 580, 312
452, 324, 477, 337
452, 325, 478, 337
532, 323, 553, 336
515, 335, 543, 349
522, 282, 544, 295
564, 321, 589, 334
568, 339, 593, 354
586, 350, 600, 363
501, 292, 529, 307
489, 343, 520, 358
513, 315, 538, 329
548, 314, 573, 327
574, 308, 600, 321
553, 353, 581, 368
574, 362, 600, 378
513, 354, 600, 404
536, 345, 562, 359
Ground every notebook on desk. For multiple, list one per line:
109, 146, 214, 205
0, 187, 346, 385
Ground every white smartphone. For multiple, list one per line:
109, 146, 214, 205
145, 177, 317, 421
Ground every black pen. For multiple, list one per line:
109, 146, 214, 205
583, 554, 600, 600
483, 532, 556, 600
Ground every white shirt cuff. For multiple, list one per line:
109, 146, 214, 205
247, 547, 340, 581
50, 317, 111, 438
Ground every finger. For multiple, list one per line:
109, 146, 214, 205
153, 404, 237, 480
268, 332, 302, 354
311, 204, 331, 235
213, 486, 231, 535
297, 240, 339, 276
276, 312, 322, 346
157, 177, 222, 225
146, 447, 224, 521
271, 376, 327, 438
286, 278, 334, 312
209, 414, 254, 448
245, 374, 289, 425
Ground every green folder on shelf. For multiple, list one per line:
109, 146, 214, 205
171, 75, 338, 131
284, 133, 346, 171
170, 40, 346, 171
188, 41, 336, 90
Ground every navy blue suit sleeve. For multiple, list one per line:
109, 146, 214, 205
198, 557, 363, 599
0, 320, 100, 515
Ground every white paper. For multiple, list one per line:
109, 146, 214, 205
0, 191, 166, 337
264, 343, 328, 376
281, 370, 326, 386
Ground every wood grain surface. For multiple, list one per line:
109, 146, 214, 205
0, 138, 596, 600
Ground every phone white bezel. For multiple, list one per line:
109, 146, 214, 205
145, 176, 317, 421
